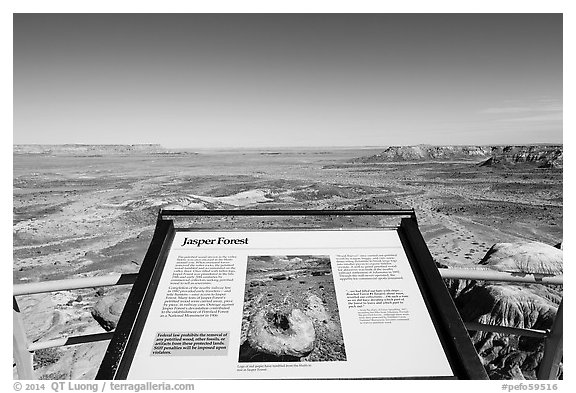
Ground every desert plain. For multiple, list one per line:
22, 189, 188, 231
12, 144, 563, 379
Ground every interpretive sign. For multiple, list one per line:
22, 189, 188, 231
97, 210, 488, 380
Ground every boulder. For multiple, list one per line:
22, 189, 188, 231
91, 291, 129, 331
247, 309, 315, 358
479, 242, 562, 275
456, 283, 559, 334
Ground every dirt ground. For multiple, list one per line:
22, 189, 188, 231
12, 147, 562, 378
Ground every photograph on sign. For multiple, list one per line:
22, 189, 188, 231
238, 255, 346, 363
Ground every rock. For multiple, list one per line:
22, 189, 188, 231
491, 364, 527, 380
454, 282, 560, 379
18, 294, 59, 342
91, 291, 129, 331
479, 242, 562, 275
456, 283, 558, 334
304, 294, 337, 334
247, 309, 315, 358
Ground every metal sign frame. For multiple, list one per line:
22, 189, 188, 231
96, 209, 488, 380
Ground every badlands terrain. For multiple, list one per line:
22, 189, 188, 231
12, 144, 562, 379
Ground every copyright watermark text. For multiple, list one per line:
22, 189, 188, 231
13, 382, 194, 392
501, 383, 558, 391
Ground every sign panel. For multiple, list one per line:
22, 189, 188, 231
125, 229, 453, 379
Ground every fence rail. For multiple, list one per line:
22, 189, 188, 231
13, 273, 138, 380
439, 268, 563, 285
13, 268, 563, 380
13, 273, 138, 296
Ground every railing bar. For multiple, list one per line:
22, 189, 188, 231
160, 208, 416, 217
439, 268, 563, 285
12, 267, 562, 380
13, 273, 138, 296
27, 332, 115, 351
464, 322, 549, 338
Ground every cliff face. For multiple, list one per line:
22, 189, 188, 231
480, 146, 563, 169
353, 145, 563, 168
353, 145, 491, 162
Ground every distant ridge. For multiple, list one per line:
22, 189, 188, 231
13, 144, 194, 156
478, 145, 563, 169
352, 144, 563, 168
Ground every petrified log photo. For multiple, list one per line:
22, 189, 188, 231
239, 255, 346, 362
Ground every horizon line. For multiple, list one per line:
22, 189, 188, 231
12, 142, 564, 149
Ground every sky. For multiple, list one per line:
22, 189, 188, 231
13, 13, 563, 148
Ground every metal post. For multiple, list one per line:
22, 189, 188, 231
538, 301, 563, 380
13, 297, 34, 379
